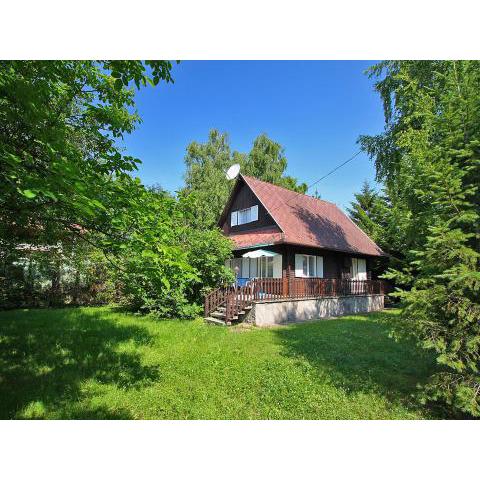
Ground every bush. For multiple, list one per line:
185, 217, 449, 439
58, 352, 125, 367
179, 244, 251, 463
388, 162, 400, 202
111, 187, 233, 319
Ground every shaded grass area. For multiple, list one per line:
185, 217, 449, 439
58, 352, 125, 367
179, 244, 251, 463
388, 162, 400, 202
0, 307, 440, 419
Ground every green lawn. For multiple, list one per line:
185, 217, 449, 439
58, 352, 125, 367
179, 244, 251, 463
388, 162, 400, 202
0, 306, 440, 419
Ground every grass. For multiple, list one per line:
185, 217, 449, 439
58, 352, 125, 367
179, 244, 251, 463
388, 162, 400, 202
0, 306, 440, 419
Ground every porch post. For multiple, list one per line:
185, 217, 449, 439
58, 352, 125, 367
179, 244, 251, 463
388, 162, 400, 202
287, 259, 294, 299
284, 264, 290, 298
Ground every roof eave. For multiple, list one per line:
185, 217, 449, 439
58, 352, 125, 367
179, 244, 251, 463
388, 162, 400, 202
232, 242, 277, 251
231, 236, 385, 257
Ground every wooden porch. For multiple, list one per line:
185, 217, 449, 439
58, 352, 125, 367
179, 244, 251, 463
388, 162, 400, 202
204, 278, 386, 325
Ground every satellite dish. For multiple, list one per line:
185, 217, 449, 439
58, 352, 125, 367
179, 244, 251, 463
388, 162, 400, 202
226, 163, 241, 180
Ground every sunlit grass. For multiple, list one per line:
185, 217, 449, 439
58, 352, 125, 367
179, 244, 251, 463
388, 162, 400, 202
0, 307, 439, 419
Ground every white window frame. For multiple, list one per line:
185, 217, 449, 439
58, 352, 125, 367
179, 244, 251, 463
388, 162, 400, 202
251, 205, 258, 222
295, 254, 324, 278
230, 205, 259, 226
238, 207, 251, 225
258, 256, 274, 278
350, 257, 367, 280
304, 254, 316, 277
227, 253, 282, 279
230, 211, 238, 227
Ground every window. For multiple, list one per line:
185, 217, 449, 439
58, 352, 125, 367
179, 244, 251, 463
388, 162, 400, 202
258, 256, 273, 278
228, 258, 242, 276
241, 257, 250, 278
238, 208, 250, 225
301, 255, 315, 277
350, 258, 367, 280
295, 254, 323, 278
226, 255, 276, 278
231, 205, 258, 226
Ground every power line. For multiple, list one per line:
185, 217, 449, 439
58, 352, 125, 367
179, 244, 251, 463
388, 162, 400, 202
303, 150, 362, 194
268, 150, 363, 215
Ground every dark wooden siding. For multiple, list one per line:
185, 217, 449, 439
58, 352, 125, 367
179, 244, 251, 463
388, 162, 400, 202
281, 245, 344, 278
222, 182, 276, 234
224, 178, 378, 279
233, 244, 378, 279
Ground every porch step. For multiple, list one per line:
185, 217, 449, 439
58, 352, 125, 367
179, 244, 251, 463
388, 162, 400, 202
204, 302, 252, 327
212, 311, 239, 320
205, 316, 228, 326
215, 308, 247, 316
218, 304, 251, 313
205, 309, 239, 325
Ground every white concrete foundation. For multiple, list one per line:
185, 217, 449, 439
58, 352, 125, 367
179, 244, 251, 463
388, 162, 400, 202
250, 295, 384, 327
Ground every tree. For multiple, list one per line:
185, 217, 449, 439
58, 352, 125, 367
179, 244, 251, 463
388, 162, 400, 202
347, 181, 389, 247
359, 61, 480, 417
347, 180, 411, 262
243, 133, 307, 193
0, 230, 116, 309
0, 60, 175, 247
178, 193, 235, 302
110, 184, 233, 318
182, 129, 306, 228
0, 62, 236, 318
182, 130, 239, 229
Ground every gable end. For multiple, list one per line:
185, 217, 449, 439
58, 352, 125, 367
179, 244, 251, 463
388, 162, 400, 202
218, 176, 282, 235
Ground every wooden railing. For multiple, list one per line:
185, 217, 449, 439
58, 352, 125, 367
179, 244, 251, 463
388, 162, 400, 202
204, 285, 232, 318
205, 278, 386, 324
289, 278, 385, 298
246, 278, 384, 300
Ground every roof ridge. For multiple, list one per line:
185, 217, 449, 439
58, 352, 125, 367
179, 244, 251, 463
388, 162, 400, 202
231, 174, 385, 257
241, 174, 337, 208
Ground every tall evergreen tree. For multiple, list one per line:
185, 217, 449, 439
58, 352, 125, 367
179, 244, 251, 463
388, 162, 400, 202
347, 181, 389, 248
360, 61, 480, 417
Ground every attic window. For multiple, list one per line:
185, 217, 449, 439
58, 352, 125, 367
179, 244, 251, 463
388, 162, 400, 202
231, 205, 258, 226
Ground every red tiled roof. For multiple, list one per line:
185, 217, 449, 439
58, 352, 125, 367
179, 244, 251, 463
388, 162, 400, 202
231, 175, 384, 256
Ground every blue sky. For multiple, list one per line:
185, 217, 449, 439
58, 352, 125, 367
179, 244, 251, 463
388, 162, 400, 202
123, 61, 386, 211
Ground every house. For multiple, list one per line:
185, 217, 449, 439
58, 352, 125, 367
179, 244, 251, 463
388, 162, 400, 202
205, 174, 387, 326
